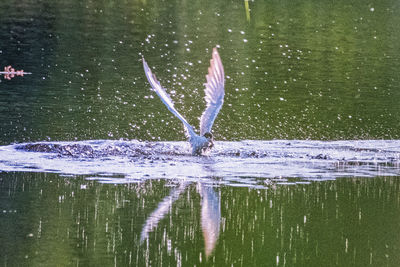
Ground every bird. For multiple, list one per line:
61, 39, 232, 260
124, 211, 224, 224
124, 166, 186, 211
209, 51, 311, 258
142, 47, 225, 155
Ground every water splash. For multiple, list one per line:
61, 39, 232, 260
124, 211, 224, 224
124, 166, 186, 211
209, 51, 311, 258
0, 140, 399, 189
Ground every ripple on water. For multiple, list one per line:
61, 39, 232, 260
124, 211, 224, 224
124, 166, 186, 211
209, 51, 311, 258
0, 139, 399, 188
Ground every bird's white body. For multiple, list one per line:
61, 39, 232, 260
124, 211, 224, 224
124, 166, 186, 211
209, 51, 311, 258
189, 135, 212, 155
142, 48, 225, 155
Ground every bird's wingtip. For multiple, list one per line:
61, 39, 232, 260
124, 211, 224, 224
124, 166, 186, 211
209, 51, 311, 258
142, 56, 149, 70
213, 47, 219, 54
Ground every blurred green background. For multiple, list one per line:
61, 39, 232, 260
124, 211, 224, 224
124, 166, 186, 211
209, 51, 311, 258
1, 0, 400, 145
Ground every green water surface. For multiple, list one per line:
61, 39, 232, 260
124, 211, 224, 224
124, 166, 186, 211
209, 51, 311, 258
1, 0, 400, 143
1, 172, 400, 266
1, 0, 400, 266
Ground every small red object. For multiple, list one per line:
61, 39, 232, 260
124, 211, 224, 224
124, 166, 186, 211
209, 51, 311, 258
1, 65, 31, 80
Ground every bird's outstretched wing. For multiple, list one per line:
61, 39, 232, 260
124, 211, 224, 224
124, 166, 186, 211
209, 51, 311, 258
143, 57, 196, 138
200, 48, 225, 136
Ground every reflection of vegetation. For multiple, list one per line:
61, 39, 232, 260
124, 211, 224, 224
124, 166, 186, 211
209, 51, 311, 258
1, 0, 400, 144
244, 0, 250, 22
235, 0, 400, 140
2, 172, 400, 265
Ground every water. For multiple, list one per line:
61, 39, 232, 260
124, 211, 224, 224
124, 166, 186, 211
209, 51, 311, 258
1, 0, 400, 266
1, 140, 400, 266
1, 1, 400, 143
2, 172, 400, 266
1, 140, 400, 185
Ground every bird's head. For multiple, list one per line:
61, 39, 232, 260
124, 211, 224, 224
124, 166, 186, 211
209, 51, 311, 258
203, 132, 214, 149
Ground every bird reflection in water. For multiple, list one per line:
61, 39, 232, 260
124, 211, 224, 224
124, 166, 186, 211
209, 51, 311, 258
198, 184, 221, 258
140, 182, 221, 258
